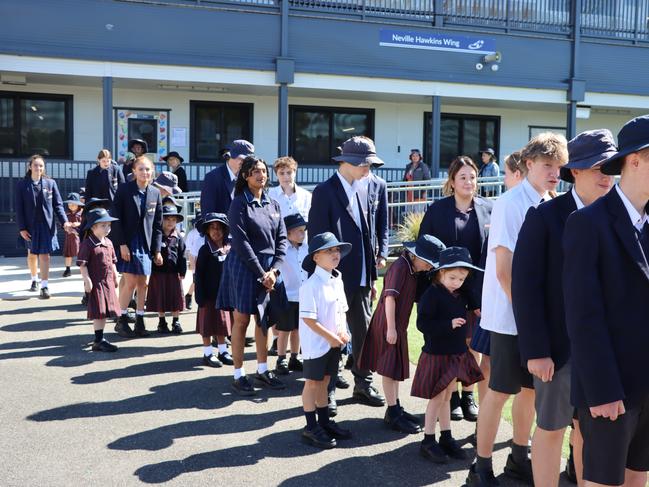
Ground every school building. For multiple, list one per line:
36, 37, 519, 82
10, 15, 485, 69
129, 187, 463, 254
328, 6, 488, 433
1, 0, 649, 255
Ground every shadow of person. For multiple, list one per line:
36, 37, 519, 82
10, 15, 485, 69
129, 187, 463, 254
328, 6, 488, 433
71, 357, 206, 384
2, 317, 90, 333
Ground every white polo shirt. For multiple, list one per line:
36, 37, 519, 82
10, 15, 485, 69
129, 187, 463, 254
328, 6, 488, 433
279, 242, 309, 302
481, 178, 548, 335
268, 184, 312, 220
185, 228, 205, 258
299, 266, 349, 359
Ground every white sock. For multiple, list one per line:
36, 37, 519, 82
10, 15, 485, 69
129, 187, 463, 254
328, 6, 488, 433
41, 280, 48, 288
135, 310, 144, 316
257, 362, 268, 374
203, 345, 213, 357
234, 367, 244, 380
31, 274, 38, 282
217, 343, 227, 354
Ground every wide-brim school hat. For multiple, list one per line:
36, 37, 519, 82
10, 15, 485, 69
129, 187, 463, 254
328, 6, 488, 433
197, 212, 229, 234
332, 136, 384, 167
434, 246, 483, 273
229, 139, 255, 160
302, 232, 352, 273
162, 151, 184, 163
163, 195, 182, 212
162, 204, 184, 222
83, 208, 118, 232
600, 114, 649, 175
127, 138, 149, 154
560, 129, 618, 183
403, 235, 446, 267
284, 213, 307, 232
63, 192, 85, 206
153, 171, 182, 195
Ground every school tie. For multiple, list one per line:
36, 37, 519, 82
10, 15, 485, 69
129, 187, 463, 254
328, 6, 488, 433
638, 222, 649, 262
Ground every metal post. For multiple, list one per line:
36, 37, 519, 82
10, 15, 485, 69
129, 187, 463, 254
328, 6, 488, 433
431, 95, 441, 178
278, 84, 289, 157
433, 0, 443, 27
102, 77, 113, 151
566, 101, 577, 140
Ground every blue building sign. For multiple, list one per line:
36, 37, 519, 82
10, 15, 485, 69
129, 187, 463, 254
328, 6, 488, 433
380, 29, 496, 55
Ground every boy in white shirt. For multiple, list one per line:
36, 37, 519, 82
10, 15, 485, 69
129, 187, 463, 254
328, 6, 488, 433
299, 232, 352, 449
275, 214, 309, 375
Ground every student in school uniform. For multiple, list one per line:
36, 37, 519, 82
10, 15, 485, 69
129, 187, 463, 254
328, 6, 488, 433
563, 115, 649, 487
467, 133, 568, 487
163, 151, 188, 193
123, 139, 148, 181
299, 232, 353, 449
84, 149, 125, 205
268, 156, 312, 221
152, 171, 182, 199
61, 192, 84, 277
512, 130, 616, 487
200, 140, 254, 215
217, 156, 288, 395
112, 156, 163, 338
15, 154, 72, 299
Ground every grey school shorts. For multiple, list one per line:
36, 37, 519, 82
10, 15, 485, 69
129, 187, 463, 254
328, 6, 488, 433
533, 362, 573, 431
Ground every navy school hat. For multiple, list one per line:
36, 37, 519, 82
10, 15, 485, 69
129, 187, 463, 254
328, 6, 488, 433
229, 139, 255, 160
84, 197, 111, 211
403, 235, 446, 268
434, 246, 483, 273
302, 232, 352, 273
481, 148, 495, 156
163, 195, 182, 212
560, 129, 618, 183
162, 204, 184, 222
153, 171, 182, 195
83, 208, 118, 232
162, 151, 184, 163
63, 192, 85, 206
198, 212, 229, 235
332, 136, 384, 167
284, 213, 307, 232
600, 115, 649, 175
127, 138, 149, 154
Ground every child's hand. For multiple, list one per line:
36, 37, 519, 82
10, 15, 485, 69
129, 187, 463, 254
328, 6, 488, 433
386, 328, 397, 345
337, 330, 350, 345
83, 277, 92, 294
153, 252, 163, 266
327, 334, 344, 348
451, 318, 466, 329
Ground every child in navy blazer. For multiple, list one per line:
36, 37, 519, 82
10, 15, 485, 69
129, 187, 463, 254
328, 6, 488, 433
62, 192, 84, 277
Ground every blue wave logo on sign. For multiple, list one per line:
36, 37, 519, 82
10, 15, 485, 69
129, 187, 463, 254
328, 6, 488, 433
379, 29, 496, 55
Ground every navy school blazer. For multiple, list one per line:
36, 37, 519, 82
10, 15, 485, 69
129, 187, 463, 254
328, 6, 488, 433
15, 177, 68, 236
84, 163, 125, 203
512, 191, 577, 370
111, 180, 163, 254
368, 173, 389, 261
563, 188, 649, 408
308, 173, 379, 295
200, 164, 236, 215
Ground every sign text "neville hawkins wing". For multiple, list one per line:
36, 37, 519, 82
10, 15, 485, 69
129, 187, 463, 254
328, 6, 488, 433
379, 29, 496, 55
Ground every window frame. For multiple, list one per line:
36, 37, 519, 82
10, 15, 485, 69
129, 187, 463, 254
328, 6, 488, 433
189, 100, 254, 163
0, 91, 73, 159
289, 105, 375, 165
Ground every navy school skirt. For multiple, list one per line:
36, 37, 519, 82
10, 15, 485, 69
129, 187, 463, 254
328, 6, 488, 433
116, 230, 152, 276
217, 251, 273, 315
19, 220, 59, 255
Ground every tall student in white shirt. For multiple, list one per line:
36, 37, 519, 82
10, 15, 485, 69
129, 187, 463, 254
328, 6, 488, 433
299, 232, 353, 449
268, 156, 312, 221
467, 133, 568, 487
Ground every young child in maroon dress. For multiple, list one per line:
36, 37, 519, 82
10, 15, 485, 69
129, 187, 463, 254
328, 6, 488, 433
358, 235, 444, 434
62, 192, 84, 277
146, 205, 186, 334
77, 208, 120, 352
411, 246, 484, 463
194, 212, 234, 368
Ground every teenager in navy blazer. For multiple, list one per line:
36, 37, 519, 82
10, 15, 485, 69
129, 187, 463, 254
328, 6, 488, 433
111, 156, 163, 338
513, 130, 616, 487
200, 140, 254, 214
366, 171, 389, 267
84, 149, 125, 204
563, 116, 649, 487
308, 136, 387, 408
15, 155, 72, 298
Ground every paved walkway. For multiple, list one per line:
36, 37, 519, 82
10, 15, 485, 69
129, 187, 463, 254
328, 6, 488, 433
1, 256, 571, 486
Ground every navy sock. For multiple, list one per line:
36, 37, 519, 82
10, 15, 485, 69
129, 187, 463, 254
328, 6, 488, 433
423, 433, 435, 444
304, 410, 317, 430
476, 455, 493, 473
317, 406, 330, 426
440, 429, 452, 442
94, 329, 104, 343
511, 442, 528, 464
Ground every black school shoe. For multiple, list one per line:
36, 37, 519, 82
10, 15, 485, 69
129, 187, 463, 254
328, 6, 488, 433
461, 392, 479, 421
439, 435, 468, 460
466, 463, 500, 487
203, 354, 223, 368
254, 370, 285, 390
451, 391, 463, 421
245, 336, 255, 347
504, 454, 533, 484
384, 409, 421, 434
62, 267, 71, 278
352, 385, 385, 407
92, 339, 118, 352
40, 287, 50, 299
399, 405, 421, 426
302, 425, 336, 449
81, 292, 89, 306
217, 350, 234, 366
322, 420, 352, 440
288, 356, 303, 372
171, 319, 183, 335
157, 318, 170, 334
335, 374, 350, 389
29, 280, 39, 292
115, 315, 136, 338
184, 293, 192, 310
133, 315, 150, 337
420, 440, 449, 464
231, 375, 256, 396
275, 357, 289, 375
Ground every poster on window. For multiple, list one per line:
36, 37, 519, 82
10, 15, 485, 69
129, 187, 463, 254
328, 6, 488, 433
115, 108, 170, 162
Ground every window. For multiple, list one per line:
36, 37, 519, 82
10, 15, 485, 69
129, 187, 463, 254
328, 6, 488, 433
190, 101, 253, 162
424, 112, 500, 173
0, 92, 72, 158
290, 106, 374, 164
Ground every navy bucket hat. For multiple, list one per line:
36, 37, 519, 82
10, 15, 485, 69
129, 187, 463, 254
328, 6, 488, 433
601, 115, 649, 175
434, 246, 483, 274
403, 235, 446, 267
229, 139, 255, 160
153, 171, 182, 195
198, 212, 229, 235
83, 208, 118, 232
63, 192, 85, 206
332, 136, 384, 167
161, 204, 184, 222
560, 129, 618, 183
302, 232, 352, 273
127, 138, 149, 154
284, 213, 307, 232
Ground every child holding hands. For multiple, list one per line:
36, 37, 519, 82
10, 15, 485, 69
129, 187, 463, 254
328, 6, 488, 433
411, 246, 484, 463
299, 232, 353, 449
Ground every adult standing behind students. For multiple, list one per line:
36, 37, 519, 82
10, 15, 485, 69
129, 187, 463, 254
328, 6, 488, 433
200, 140, 254, 215
308, 136, 387, 410
418, 156, 492, 423
268, 156, 312, 220
478, 148, 500, 197
513, 130, 616, 487
163, 151, 188, 193
15, 154, 72, 298
217, 156, 288, 396
563, 115, 649, 487
85, 149, 125, 204
403, 149, 431, 206
123, 139, 148, 181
